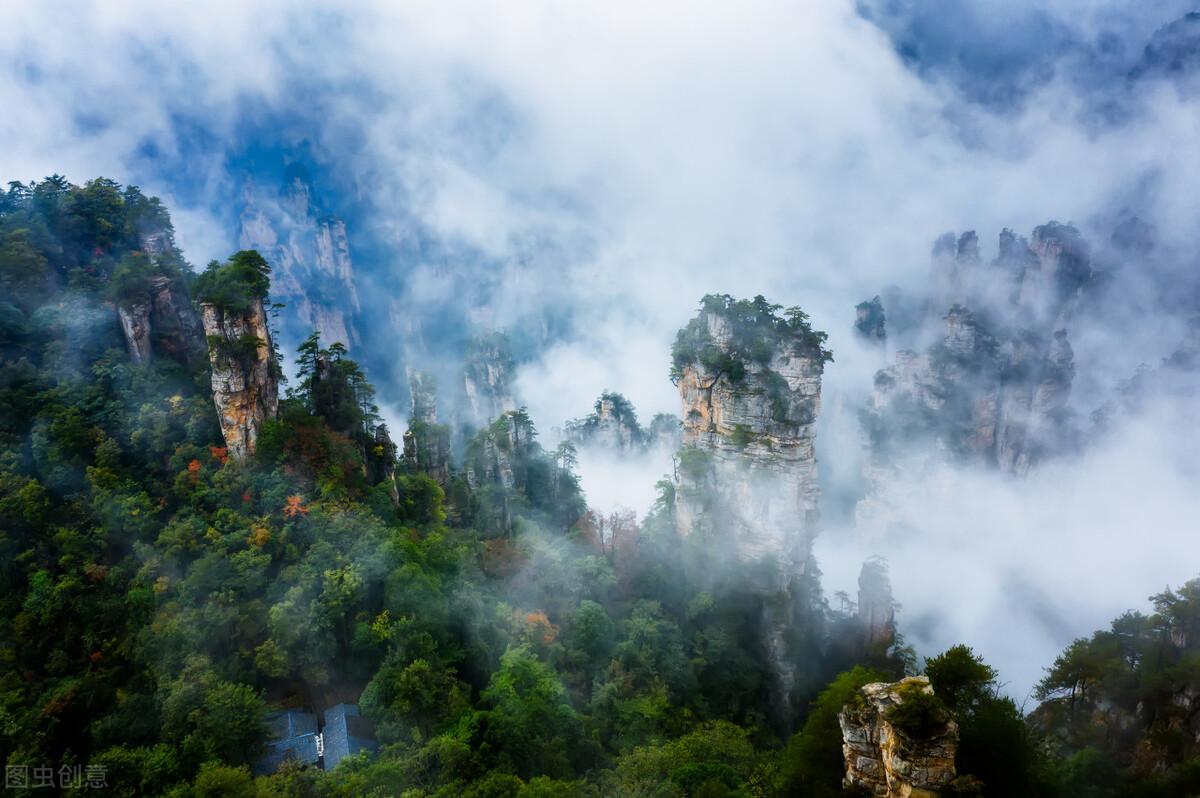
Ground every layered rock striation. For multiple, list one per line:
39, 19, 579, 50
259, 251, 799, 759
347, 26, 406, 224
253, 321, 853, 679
119, 274, 206, 366
670, 295, 831, 714
671, 295, 828, 564
201, 296, 279, 459
461, 332, 518, 429
239, 170, 361, 347
403, 370, 452, 484
839, 677, 958, 798
863, 225, 1091, 478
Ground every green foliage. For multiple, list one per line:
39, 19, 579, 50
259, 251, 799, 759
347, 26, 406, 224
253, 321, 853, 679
6, 173, 1199, 798
481, 646, 583, 779
780, 666, 885, 797
1031, 579, 1200, 793
886, 682, 950, 738
108, 251, 162, 306
193, 250, 271, 312
925, 644, 998, 712
669, 294, 832, 384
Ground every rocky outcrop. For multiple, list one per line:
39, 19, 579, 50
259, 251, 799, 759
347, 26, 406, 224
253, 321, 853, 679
645, 413, 683, 451
118, 300, 153, 364
201, 299, 279, 459
863, 226, 1091, 477
565, 393, 682, 455
372, 423, 400, 503
672, 299, 826, 563
239, 172, 360, 347
865, 308, 1076, 475
461, 332, 517, 429
116, 257, 205, 367
839, 677, 958, 798
670, 296, 830, 716
856, 296, 887, 343
462, 410, 543, 532
403, 370, 451, 484
565, 393, 644, 453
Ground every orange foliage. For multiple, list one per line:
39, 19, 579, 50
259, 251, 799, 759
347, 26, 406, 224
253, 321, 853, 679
482, 538, 526, 578
209, 446, 229, 465
187, 458, 201, 483
283, 495, 309, 519
523, 610, 560, 645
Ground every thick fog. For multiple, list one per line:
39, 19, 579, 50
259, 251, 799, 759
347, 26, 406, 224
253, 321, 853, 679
4, 0, 1199, 696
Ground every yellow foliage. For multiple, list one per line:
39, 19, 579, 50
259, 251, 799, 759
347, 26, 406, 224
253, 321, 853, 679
247, 523, 271, 548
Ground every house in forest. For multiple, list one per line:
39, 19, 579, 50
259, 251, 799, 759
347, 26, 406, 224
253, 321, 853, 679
254, 709, 321, 775
253, 703, 377, 775
321, 703, 379, 771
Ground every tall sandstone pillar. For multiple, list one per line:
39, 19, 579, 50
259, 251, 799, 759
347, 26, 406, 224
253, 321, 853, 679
201, 298, 279, 459
671, 295, 829, 717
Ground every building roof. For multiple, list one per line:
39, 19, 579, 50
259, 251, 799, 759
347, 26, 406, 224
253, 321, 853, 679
265, 709, 318, 741
322, 703, 378, 772
254, 709, 321, 776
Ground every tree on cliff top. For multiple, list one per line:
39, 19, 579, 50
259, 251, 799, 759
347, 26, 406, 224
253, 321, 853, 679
670, 293, 833, 383
194, 249, 271, 312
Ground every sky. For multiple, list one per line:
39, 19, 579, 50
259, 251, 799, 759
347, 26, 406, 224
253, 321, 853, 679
2, 0, 1199, 696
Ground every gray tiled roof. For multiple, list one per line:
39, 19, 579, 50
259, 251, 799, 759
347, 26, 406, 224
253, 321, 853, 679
255, 709, 321, 775
322, 703, 379, 772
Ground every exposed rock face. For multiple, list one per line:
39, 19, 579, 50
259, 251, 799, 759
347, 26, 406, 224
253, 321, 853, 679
465, 412, 531, 494
856, 296, 887, 343
239, 173, 360, 347
201, 299, 279, 459
403, 370, 451, 484
118, 278, 206, 366
673, 308, 824, 563
566, 393, 643, 453
407, 370, 439, 426
118, 301, 153, 364
866, 307, 1076, 476
372, 424, 400, 503
839, 677, 958, 798
565, 392, 682, 455
463, 410, 542, 532
461, 333, 517, 428
670, 296, 830, 716
863, 226, 1090, 478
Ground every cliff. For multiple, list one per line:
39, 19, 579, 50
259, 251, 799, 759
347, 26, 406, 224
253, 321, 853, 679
855, 296, 887, 343
863, 226, 1087, 477
839, 677, 958, 797
670, 295, 831, 715
671, 296, 828, 563
200, 297, 279, 459
239, 172, 360, 347
403, 370, 451, 484
461, 332, 517, 429
118, 274, 206, 366
565, 392, 682, 455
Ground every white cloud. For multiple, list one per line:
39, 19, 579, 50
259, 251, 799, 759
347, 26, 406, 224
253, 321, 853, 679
3, 0, 1198, 693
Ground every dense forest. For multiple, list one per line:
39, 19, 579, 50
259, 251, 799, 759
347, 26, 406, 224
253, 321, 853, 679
2, 176, 1199, 797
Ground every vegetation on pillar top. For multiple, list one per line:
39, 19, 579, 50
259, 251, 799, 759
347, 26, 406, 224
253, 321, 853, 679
194, 249, 272, 313
670, 293, 833, 384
